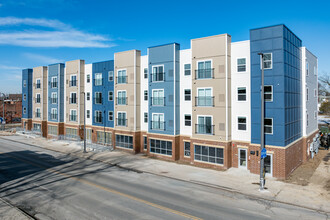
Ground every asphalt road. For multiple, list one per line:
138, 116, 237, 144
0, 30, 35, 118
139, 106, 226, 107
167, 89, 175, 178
0, 137, 327, 220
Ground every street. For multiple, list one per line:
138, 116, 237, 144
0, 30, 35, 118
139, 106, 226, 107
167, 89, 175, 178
0, 137, 327, 220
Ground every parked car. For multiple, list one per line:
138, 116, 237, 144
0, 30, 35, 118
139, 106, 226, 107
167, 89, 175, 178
11, 118, 21, 123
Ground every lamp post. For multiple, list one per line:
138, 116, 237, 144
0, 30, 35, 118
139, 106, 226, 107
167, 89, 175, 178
258, 52, 265, 191
82, 92, 87, 153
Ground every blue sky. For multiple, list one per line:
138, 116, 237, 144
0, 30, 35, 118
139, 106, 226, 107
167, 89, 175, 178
0, 0, 329, 93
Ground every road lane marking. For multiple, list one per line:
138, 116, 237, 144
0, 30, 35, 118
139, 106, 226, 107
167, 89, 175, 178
0, 152, 203, 220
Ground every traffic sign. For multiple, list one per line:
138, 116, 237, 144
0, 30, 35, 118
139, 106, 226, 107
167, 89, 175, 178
261, 148, 267, 159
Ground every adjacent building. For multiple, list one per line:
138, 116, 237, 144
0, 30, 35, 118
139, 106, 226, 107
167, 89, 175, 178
22, 69, 33, 130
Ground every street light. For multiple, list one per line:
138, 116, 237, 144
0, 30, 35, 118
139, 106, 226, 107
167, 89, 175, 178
82, 92, 87, 153
258, 52, 265, 191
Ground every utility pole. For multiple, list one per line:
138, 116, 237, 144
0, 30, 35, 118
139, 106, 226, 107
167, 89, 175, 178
82, 92, 87, 153
1, 93, 5, 130
258, 53, 265, 191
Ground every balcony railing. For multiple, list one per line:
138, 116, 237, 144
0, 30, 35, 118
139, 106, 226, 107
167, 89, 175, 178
151, 97, 165, 106
69, 80, 77, 87
50, 113, 58, 120
116, 118, 127, 127
94, 116, 103, 124
116, 97, 127, 105
69, 115, 77, 122
35, 112, 41, 118
69, 98, 77, 104
195, 68, 214, 79
195, 124, 214, 135
94, 78, 103, 86
116, 76, 127, 84
50, 82, 58, 88
94, 97, 102, 104
49, 97, 57, 104
151, 72, 165, 82
151, 121, 165, 130
35, 98, 41, 103
36, 83, 41, 89
195, 96, 214, 107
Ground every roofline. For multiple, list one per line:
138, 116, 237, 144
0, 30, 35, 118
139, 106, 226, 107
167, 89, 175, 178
302, 46, 318, 59
250, 24, 302, 42
148, 42, 180, 49
92, 60, 114, 65
48, 63, 65, 66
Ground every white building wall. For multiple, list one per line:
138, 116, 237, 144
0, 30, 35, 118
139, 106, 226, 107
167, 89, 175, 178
140, 55, 148, 131
231, 40, 251, 142
179, 49, 192, 136
85, 64, 92, 126
301, 47, 318, 136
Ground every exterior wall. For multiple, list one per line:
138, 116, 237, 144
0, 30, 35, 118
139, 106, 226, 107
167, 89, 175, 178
250, 25, 302, 147
231, 40, 251, 142
85, 64, 93, 126
179, 49, 192, 136
191, 34, 231, 141
22, 69, 33, 119
148, 43, 180, 136
301, 47, 318, 136
140, 55, 148, 132
32, 66, 48, 122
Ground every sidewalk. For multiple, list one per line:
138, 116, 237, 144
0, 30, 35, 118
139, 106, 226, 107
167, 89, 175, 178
3, 134, 330, 214
0, 198, 31, 220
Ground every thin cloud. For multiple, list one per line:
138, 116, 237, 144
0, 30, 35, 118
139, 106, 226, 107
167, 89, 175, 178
0, 64, 22, 70
0, 17, 115, 48
23, 53, 63, 64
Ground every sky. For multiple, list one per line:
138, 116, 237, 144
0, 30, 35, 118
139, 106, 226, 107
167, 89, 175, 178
0, 0, 329, 93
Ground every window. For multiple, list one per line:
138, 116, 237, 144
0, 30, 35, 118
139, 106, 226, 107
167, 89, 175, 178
116, 135, 133, 149
144, 137, 147, 150
23, 94, 26, 101
94, 110, 102, 123
306, 88, 309, 101
87, 110, 90, 118
94, 73, 102, 86
152, 65, 164, 82
152, 113, 165, 130
237, 58, 246, 72
117, 112, 127, 126
51, 108, 58, 120
94, 92, 102, 104
184, 142, 190, 157
264, 118, 273, 134
306, 113, 309, 127
194, 145, 223, 165
150, 139, 172, 156
23, 80, 26, 87
51, 77, 57, 88
184, 89, 191, 101
70, 75, 77, 87
108, 71, 114, 81
36, 93, 41, 103
196, 88, 213, 106
144, 112, 148, 123
184, 64, 191, 75
144, 90, 148, 101
66, 128, 78, 139
87, 92, 90, 101
108, 111, 113, 121
117, 70, 127, 84
36, 79, 41, 89
314, 89, 317, 97
314, 111, 317, 119
69, 109, 77, 121
35, 108, 41, 118
262, 53, 272, 69
196, 60, 212, 79
33, 123, 41, 132
117, 91, 127, 105
306, 62, 309, 76
70, 92, 77, 104
185, 115, 191, 126
97, 131, 112, 145
144, 68, 148, 79
48, 125, 57, 136
51, 92, 57, 104
264, 86, 273, 102
23, 107, 26, 114
87, 74, 90, 83
237, 87, 246, 101
238, 117, 246, 131
152, 89, 164, 106
108, 91, 113, 101
314, 66, 317, 75
196, 116, 213, 135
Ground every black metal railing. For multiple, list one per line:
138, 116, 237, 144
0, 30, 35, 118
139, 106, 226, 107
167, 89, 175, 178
195, 96, 214, 106
151, 97, 165, 106
36, 83, 41, 89
50, 82, 58, 88
69, 114, 77, 122
151, 121, 165, 130
116, 97, 127, 105
116, 118, 127, 127
35, 112, 41, 118
195, 124, 214, 135
94, 116, 103, 123
116, 76, 128, 84
69, 80, 77, 87
49, 97, 57, 104
50, 113, 58, 120
151, 72, 165, 82
69, 98, 77, 104
94, 97, 102, 104
94, 78, 103, 86
35, 98, 41, 103
195, 68, 214, 79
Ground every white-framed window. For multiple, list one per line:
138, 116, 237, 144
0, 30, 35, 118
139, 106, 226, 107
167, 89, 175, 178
144, 112, 148, 123
95, 110, 102, 123
185, 115, 191, 126
264, 118, 273, 134
149, 139, 172, 156
117, 112, 127, 126
108, 111, 113, 121
36, 93, 41, 103
184, 89, 191, 101
314, 66, 317, 75
94, 73, 102, 86
23, 107, 26, 114
306, 113, 309, 127
87, 110, 90, 118
237, 58, 246, 72
116, 134, 133, 149
237, 87, 246, 101
264, 85, 273, 102
152, 65, 164, 82
197, 60, 212, 79
95, 92, 102, 104
23, 94, 26, 101
69, 109, 77, 121
314, 111, 317, 119
51, 92, 57, 104
151, 113, 165, 130
238, 117, 247, 131
36, 79, 41, 89
117, 90, 127, 105
70, 92, 77, 104
87, 92, 90, 101
197, 88, 212, 106
262, 53, 272, 69
144, 68, 148, 79
108, 91, 113, 101
314, 89, 317, 97
144, 90, 148, 101
306, 87, 309, 101
184, 64, 191, 76
306, 62, 309, 76
51, 108, 58, 120
117, 69, 127, 84
184, 142, 190, 157
35, 107, 41, 118
87, 74, 90, 83
23, 80, 26, 87
196, 115, 213, 135
194, 145, 223, 165
70, 75, 77, 87
108, 71, 114, 81
152, 89, 164, 106
144, 136, 147, 150
51, 77, 58, 88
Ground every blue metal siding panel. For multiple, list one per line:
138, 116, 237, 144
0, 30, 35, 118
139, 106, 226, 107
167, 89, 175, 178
22, 69, 33, 119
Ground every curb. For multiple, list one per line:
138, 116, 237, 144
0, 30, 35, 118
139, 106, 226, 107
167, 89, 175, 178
0, 197, 35, 220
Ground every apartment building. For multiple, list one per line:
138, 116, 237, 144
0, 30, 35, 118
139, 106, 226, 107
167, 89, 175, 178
22, 68, 33, 130
22, 24, 318, 179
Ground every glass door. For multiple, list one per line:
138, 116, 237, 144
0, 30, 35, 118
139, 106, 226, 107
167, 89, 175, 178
239, 148, 247, 169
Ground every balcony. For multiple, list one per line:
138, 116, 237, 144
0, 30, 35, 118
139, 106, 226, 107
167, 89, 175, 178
94, 97, 102, 105
69, 115, 77, 122
50, 82, 58, 88
116, 76, 127, 84
94, 78, 103, 86
94, 116, 103, 124
69, 80, 77, 87
35, 98, 41, 103
69, 98, 77, 104
50, 113, 58, 120
49, 97, 57, 104
151, 121, 165, 130
195, 124, 214, 135
195, 68, 214, 79
116, 118, 127, 127
35, 112, 41, 118
151, 97, 165, 106
195, 96, 214, 107
116, 97, 127, 105
151, 72, 165, 82
36, 83, 41, 89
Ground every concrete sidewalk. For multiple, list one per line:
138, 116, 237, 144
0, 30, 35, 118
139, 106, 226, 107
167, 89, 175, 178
2, 134, 330, 214
0, 198, 31, 220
